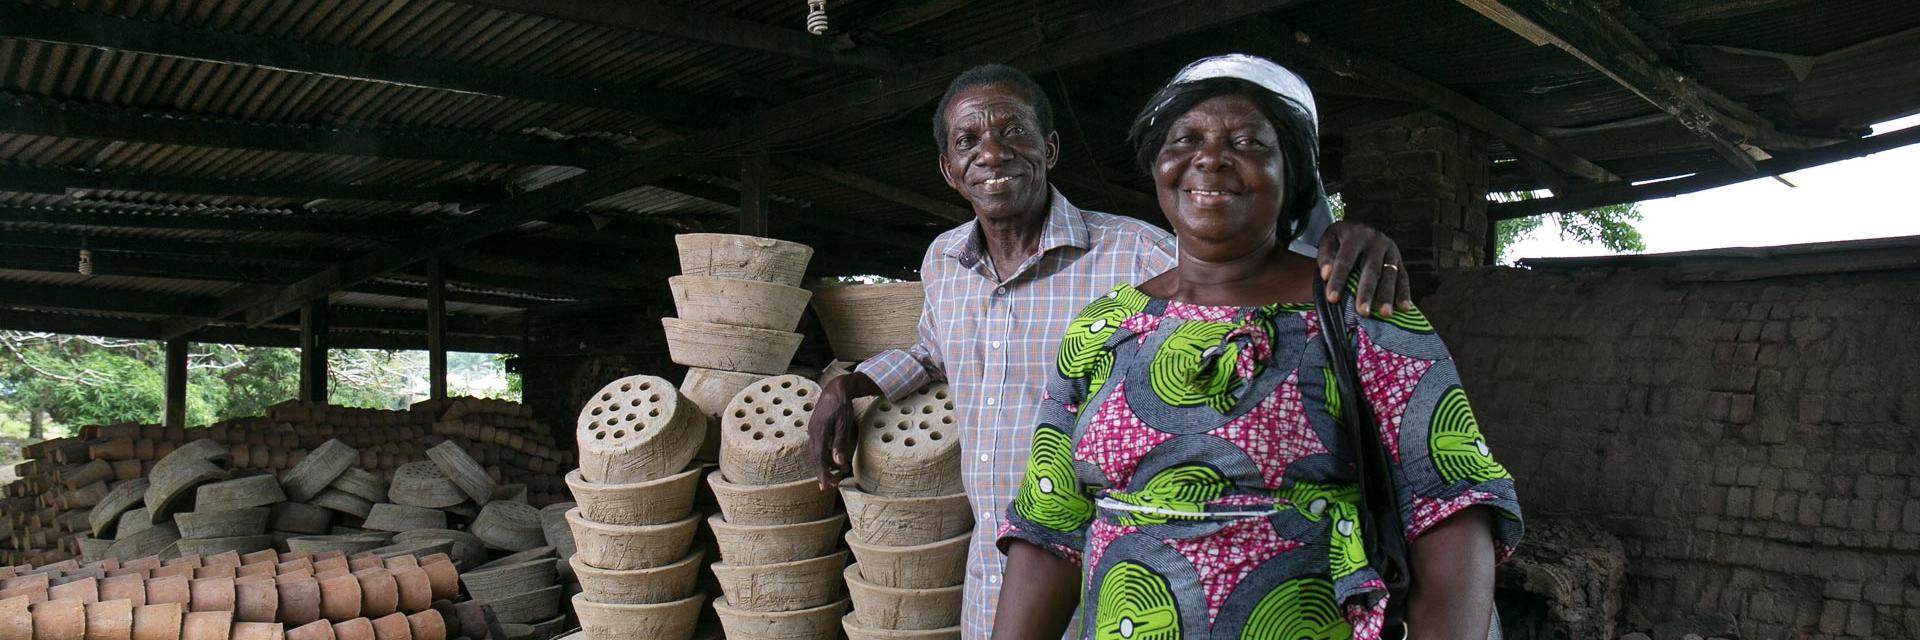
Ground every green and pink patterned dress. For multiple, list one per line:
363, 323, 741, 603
996, 283, 1523, 639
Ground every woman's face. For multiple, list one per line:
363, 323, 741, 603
1152, 94, 1287, 261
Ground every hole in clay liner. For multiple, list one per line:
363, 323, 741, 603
917, 423, 930, 430
771, 397, 783, 405
880, 433, 894, 443
591, 408, 603, 416
944, 401, 955, 410
936, 390, 949, 399
904, 437, 916, 447
613, 430, 626, 438
625, 414, 637, 422
930, 432, 943, 441
640, 382, 651, 390
620, 384, 632, 392
648, 409, 660, 418
942, 416, 954, 424
595, 432, 607, 440
895, 423, 908, 431
739, 425, 751, 432
734, 410, 747, 418
630, 399, 640, 407
782, 409, 793, 417
753, 433, 764, 441
602, 393, 613, 401
922, 406, 934, 414
780, 380, 793, 388
649, 394, 660, 403
755, 407, 766, 415
797, 388, 809, 396
607, 403, 621, 413
773, 431, 785, 438
803, 402, 814, 411
760, 385, 773, 392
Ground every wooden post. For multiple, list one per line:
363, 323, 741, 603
428, 256, 448, 402
739, 152, 770, 237
299, 300, 329, 404
164, 337, 188, 428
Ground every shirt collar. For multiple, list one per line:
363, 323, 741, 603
943, 186, 1091, 268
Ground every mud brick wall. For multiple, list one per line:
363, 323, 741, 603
1341, 111, 1491, 294
1421, 265, 1920, 640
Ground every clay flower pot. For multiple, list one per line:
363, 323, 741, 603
712, 596, 847, 640
194, 566, 238, 581
194, 476, 288, 512
414, 556, 458, 602
286, 620, 334, 640
423, 442, 493, 506
717, 375, 818, 485
571, 592, 704, 640
100, 573, 147, 606
710, 552, 848, 613
387, 565, 431, 614
152, 564, 195, 582
661, 318, 803, 377
269, 503, 334, 536
471, 502, 545, 552
809, 281, 925, 361
706, 473, 838, 526
48, 576, 99, 603
180, 610, 233, 640
487, 585, 563, 624
277, 578, 322, 627
841, 613, 960, 640
310, 557, 348, 576
84, 598, 134, 640
839, 482, 973, 547
233, 576, 278, 623
0, 594, 27, 638
317, 572, 362, 622
347, 557, 384, 573
566, 509, 700, 571
842, 564, 962, 631
405, 610, 445, 640
389, 532, 481, 568
146, 575, 191, 607
188, 576, 235, 613
352, 569, 398, 618
385, 463, 464, 510
564, 467, 701, 527
239, 550, 278, 566
130, 603, 183, 640
569, 550, 702, 605
175, 509, 272, 541
459, 558, 556, 603
331, 617, 375, 640
283, 440, 357, 503
669, 276, 814, 332
674, 233, 813, 287
681, 368, 765, 423
177, 536, 276, 559
231, 622, 284, 640
852, 383, 961, 498
369, 612, 411, 640
844, 532, 969, 590
707, 512, 845, 566
576, 375, 707, 486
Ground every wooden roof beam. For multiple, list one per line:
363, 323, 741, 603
1231, 19, 1621, 184
0, 165, 510, 204
200, 0, 1316, 332
0, 205, 418, 236
0, 98, 624, 168
0, 230, 355, 264
0, 4, 725, 124
452, 0, 902, 73
1455, 0, 1844, 174
774, 157, 971, 224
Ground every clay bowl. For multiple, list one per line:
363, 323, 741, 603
707, 512, 846, 566
317, 572, 363, 622
286, 620, 335, 640
277, 578, 322, 627
84, 598, 134, 640
566, 509, 700, 571
661, 318, 803, 377
386, 462, 465, 510
100, 573, 148, 605
388, 565, 432, 614
564, 466, 701, 527
575, 375, 707, 485
424, 441, 493, 506
669, 275, 814, 332
842, 563, 962, 631
459, 559, 557, 603
706, 473, 838, 526
673, 233, 813, 287
681, 368, 764, 423
717, 375, 818, 486
415, 555, 458, 602
473, 501, 548, 553
194, 475, 288, 512
390, 531, 482, 568
571, 592, 704, 640
809, 281, 925, 361
839, 482, 973, 547
852, 382, 962, 498
332, 617, 375, 640
231, 621, 285, 640
487, 584, 563, 624
180, 610, 234, 640
283, 440, 357, 503
711, 596, 847, 640
131, 602, 184, 640
569, 550, 702, 605
841, 613, 960, 640
710, 551, 847, 613
844, 532, 969, 590
361, 505, 447, 534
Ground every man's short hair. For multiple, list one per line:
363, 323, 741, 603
931, 64, 1055, 154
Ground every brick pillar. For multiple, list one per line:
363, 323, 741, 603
1339, 112, 1490, 295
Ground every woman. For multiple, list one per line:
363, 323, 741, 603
992, 54, 1523, 640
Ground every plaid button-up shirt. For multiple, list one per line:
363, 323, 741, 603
856, 187, 1326, 638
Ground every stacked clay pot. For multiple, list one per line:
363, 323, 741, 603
808, 281, 926, 363
566, 375, 709, 640
708, 375, 847, 640
841, 382, 969, 640
0, 548, 459, 639
667, 233, 816, 461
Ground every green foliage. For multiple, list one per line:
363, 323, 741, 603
1491, 191, 1646, 263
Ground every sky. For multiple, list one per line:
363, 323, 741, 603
1501, 113, 1920, 263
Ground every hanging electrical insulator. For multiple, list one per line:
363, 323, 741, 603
77, 249, 93, 275
806, 0, 829, 35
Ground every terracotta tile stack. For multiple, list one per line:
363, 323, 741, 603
706, 374, 847, 640
0, 548, 464, 639
665, 233, 816, 462
840, 382, 969, 640
565, 375, 709, 640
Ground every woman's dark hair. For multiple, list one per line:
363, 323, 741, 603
1127, 77, 1321, 243
932, 64, 1054, 154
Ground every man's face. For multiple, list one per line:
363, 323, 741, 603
937, 83, 1060, 223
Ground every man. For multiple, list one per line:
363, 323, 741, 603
807, 64, 1411, 637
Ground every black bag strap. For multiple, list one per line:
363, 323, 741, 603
1311, 273, 1412, 638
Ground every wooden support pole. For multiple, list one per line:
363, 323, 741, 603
164, 338, 188, 429
739, 153, 771, 237
299, 300, 329, 404
428, 258, 449, 402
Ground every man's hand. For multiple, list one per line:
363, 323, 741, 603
809, 372, 881, 489
1317, 221, 1413, 317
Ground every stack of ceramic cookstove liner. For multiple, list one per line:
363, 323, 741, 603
808, 280, 927, 374
840, 382, 970, 640
566, 374, 709, 640
0, 548, 464, 639
664, 233, 816, 463
705, 374, 848, 640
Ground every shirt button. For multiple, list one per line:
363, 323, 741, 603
989, 574, 1001, 584
980, 511, 993, 521
991, 340, 1002, 349
979, 453, 991, 462
995, 286, 1008, 296
986, 397, 997, 406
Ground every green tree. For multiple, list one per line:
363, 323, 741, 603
1490, 191, 1646, 264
